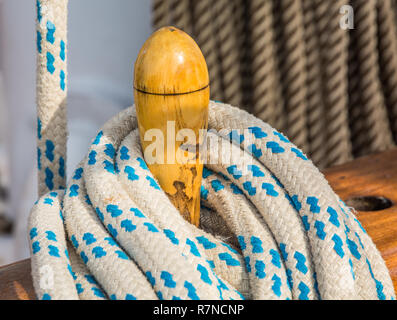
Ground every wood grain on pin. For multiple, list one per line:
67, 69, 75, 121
134, 27, 209, 226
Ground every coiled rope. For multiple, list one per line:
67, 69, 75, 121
30, 0, 395, 300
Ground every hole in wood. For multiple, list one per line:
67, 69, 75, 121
345, 196, 393, 212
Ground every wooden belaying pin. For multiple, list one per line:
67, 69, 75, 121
134, 27, 209, 226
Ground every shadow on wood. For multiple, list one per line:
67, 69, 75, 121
1, 148, 397, 299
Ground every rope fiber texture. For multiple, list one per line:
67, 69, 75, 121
153, 0, 397, 169
30, 0, 395, 300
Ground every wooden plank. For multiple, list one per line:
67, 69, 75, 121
0, 148, 396, 299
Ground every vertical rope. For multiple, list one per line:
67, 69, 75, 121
248, 0, 284, 128
191, 0, 224, 101
171, 0, 192, 35
152, 0, 170, 30
36, 0, 68, 196
314, 0, 352, 166
274, 0, 309, 151
377, 0, 397, 142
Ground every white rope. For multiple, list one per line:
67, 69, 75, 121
30, 0, 395, 300
28, 102, 395, 300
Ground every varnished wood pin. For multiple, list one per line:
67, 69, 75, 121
134, 26, 209, 226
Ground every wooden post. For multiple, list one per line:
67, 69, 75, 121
134, 27, 209, 226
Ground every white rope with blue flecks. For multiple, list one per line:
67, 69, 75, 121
29, 0, 395, 300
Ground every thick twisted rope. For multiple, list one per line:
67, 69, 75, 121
36, 0, 68, 196
29, 102, 395, 300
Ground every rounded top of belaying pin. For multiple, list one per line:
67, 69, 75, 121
134, 26, 209, 95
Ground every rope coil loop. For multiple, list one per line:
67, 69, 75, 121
29, 102, 395, 300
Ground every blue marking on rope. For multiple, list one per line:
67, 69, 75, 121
298, 281, 310, 300
157, 291, 164, 299
314, 220, 326, 240
200, 185, 209, 200
331, 234, 345, 258
44, 197, 53, 205
272, 274, 282, 297
115, 250, 128, 260
36, 0, 42, 22
230, 183, 243, 194
301, 215, 310, 231
251, 236, 263, 253
248, 126, 267, 139
229, 130, 244, 144
294, 251, 308, 274
80, 251, 88, 263
37, 148, 41, 170
347, 239, 361, 260
46, 21, 55, 44
42, 294, 51, 300
76, 283, 84, 294
125, 294, 136, 300
244, 256, 251, 272
273, 131, 289, 143
92, 287, 105, 298
307, 196, 320, 213
45, 140, 54, 162
218, 252, 240, 266
59, 156, 65, 177
37, 31, 42, 53
45, 167, 54, 190
137, 157, 148, 170
248, 144, 263, 158
271, 175, 284, 188
104, 143, 115, 158
163, 229, 179, 245
120, 146, 130, 160
355, 232, 365, 249
262, 183, 279, 196
48, 245, 60, 257
211, 179, 224, 192
68, 264, 76, 280
349, 259, 355, 280
184, 281, 199, 300
120, 219, 136, 232
327, 206, 340, 227
196, 236, 216, 249
172, 296, 181, 300
45, 231, 57, 241
92, 246, 107, 258
93, 131, 103, 145
82, 233, 96, 245
291, 148, 308, 160
104, 237, 116, 246
207, 260, 215, 269
46, 52, 55, 74
279, 243, 288, 261
286, 194, 301, 211
49, 192, 57, 197
60, 40, 66, 61
30, 228, 38, 240
85, 275, 97, 284
69, 184, 79, 197
202, 167, 213, 178
243, 181, 256, 196
32, 241, 40, 254
221, 242, 239, 254
71, 235, 79, 248
186, 238, 201, 257
107, 224, 118, 238
103, 160, 116, 174
60, 70, 65, 91
106, 204, 123, 218
88, 150, 97, 165
248, 164, 264, 177
270, 249, 281, 268
146, 176, 160, 189
161, 271, 176, 288
197, 264, 212, 284
144, 222, 159, 233
73, 168, 83, 180
227, 165, 242, 179
286, 269, 293, 290
146, 271, 156, 286
255, 260, 266, 279
366, 258, 386, 300
130, 207, 145, 218
95, 207, 104, 221
266, 141, 285, 154
124, 165, 139, 181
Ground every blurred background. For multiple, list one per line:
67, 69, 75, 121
0, 0, 397, 266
